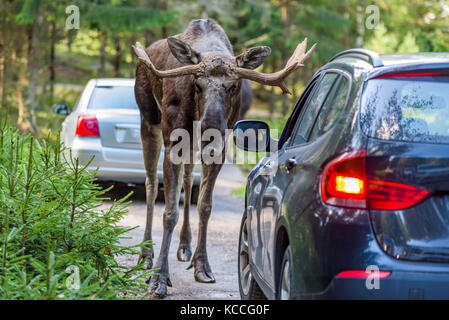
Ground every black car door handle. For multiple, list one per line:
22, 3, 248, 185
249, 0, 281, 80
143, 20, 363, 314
285, 158, 297, 173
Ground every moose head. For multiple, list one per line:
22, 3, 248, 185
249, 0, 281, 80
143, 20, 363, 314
132, 38, 316, 152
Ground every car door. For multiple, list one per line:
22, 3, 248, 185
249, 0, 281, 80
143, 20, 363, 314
247, 74, 322, 282
259, 72, 343, 287
267, 72, 353, 293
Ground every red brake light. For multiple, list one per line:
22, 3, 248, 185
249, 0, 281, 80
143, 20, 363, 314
321, 150, 430, 210
336, 270, 391, 279
368, 180, 429, 210
76, 115, 99, 137
375, 71, 443, 79
321, 150, 367, 209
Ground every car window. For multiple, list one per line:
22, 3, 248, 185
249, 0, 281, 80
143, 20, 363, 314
278, 77, 320, 148
360, 76, 449, 144
88, 85, 138, 110
309, 76, 350, 140
290, 72, 339, 146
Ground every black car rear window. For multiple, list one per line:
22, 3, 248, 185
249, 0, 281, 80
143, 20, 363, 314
88, 85, 138, 110
360, 76, 449, 144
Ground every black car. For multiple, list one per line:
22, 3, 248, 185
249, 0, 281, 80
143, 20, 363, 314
234, 49, 449, 300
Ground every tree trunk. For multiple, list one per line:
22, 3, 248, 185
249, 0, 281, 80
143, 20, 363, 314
356, 0, 365, 47
67, 29, 74, 52
129, 34, 137, 77
49, 20, 56, 105
16, 81, 34, 133
144, 29, 155, 48
25, 18, 39, 134
161, 0, 168, 38
113, 37, 121, 77
17, 88, 25, 128
0, 35, 5, 112
0, 52, 6, 112
0, 6, 7, 112
99, 30, 107, 77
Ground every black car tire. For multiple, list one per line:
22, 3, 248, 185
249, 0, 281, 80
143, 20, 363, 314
277, 245, 295, 300
238, 212, 266, 300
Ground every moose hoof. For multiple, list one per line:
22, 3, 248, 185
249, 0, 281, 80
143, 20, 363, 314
139, 249, 154, 270
150, 282, 167, 299
177, 247, 192, 262
187, 257, 216, 283
139, 255, 153, 270
194, 270, 216, 283
149, 277, 172, 299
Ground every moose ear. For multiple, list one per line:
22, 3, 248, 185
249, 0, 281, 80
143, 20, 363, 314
167, 37, 201, 65
236, 46, 271, 70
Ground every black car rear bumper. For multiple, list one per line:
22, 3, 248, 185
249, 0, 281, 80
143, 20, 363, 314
289, 203, 449, 300
304, 271, 449, 300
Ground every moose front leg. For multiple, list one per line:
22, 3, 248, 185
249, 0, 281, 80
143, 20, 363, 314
177, 163, 194, 262
150, 149, 183, 298
188, 163, 223, 283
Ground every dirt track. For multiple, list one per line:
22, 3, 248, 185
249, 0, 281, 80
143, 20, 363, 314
105, 164, 246, 300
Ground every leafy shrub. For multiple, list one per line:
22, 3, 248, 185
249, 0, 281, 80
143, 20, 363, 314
0, 125, 152, 299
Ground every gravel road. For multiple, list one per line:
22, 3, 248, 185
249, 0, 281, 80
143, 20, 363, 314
104, 164, 246, 300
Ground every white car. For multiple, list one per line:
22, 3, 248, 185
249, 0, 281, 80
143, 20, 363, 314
55, 78, 201, 202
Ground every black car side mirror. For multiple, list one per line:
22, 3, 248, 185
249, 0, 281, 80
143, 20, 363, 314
234, 120, 270, 152
53, 103, 70, 115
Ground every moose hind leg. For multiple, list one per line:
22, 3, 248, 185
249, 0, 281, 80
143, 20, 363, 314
140, 122, 162, 269
177, 163, 194, 262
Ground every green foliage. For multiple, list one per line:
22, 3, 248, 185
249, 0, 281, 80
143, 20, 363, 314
365, 22, 399, 53
16, 0, 41, 24
85, 3, 179, 33
36, 86, 82, 139
364, 0, 449, 53
397, 32, 420, 53
0, 125, 153, 299
4, 0, 449, 134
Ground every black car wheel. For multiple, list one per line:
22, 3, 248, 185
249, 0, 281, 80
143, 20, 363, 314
238, 212, 266, 300
277, 245, 295, 300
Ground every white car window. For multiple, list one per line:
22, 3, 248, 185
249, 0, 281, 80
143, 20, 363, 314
88, 86, 138, 110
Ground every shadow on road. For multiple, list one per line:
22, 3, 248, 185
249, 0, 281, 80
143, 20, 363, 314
98, 181, 148, 202
98, 181, 190, 204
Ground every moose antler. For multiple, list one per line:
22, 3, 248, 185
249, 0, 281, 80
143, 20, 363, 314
132, 39, 316, 94
132, 42, 203, 78
235, 38, 316, 94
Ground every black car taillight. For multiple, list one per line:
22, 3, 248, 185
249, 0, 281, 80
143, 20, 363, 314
320, 150, 430, 210
76, 115, 100, 137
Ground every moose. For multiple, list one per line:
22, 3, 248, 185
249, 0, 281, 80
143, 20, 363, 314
132, 18, 315, 298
